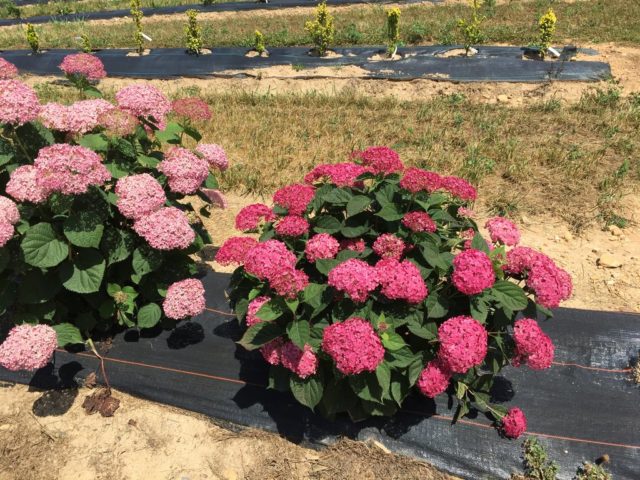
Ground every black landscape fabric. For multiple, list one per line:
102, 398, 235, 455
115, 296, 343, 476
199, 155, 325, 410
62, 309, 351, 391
0, 0, 437, 27
2, 271, 639, 480
0, 46, 611, 82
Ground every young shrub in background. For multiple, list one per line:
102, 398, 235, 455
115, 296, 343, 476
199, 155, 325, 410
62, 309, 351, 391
538, 8, 557, 58
130, 0, 144, 55
185, 9, 203, 56
25, 23, 39, 54
386, 7, 401, 57
0, 61, 227, 374
457, 0, 485, 56
203, 0, 214, 5
574, 462, 612, 480
520, 437, 559, 480
254, 30, 267, 55
223, 146, 572, 431
79, 33, 92, 53
0, 0, 21, 19
305, 1, 335, 57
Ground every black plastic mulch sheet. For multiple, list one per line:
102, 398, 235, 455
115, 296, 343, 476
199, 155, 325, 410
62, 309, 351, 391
0, 0, 435, 26
0, 46, 611, 82
2, 271, 639, 480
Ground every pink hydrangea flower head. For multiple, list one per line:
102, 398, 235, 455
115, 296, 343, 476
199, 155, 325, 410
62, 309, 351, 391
399, 167, 442, 193
0, 222, 14, 247
158, 146, 209, 195
243, 239, 297, 280
201, 188, 227, 209
0, 196, 20, 225
171, 97, 211, 122
0, 58, 18, 79
133, 207, 195, 250
512, 318, 554, 370
340, 238, 365, 252
437, 315, 488, 373
417, 360, 451, 398
305, 233, 340, 262
402, 211, 436, 233
260, 337, 285, 365
351, 146, 404, 174
485, 217, 521, 246
373, 233, 406, 260
269, 268, 309, 299
40, 99, 115, 135
35, 144, 110, 195
115, 84, 171, 127
322, 317, 385, 375
304, 162, 372, 187
59, 53, 106, 81
280, 342, 318, 379
115, 173, 166, 220
0, 324, 58, 372
162, 278, 205, 320
195, 144, 228, 171
376, 258, 428, 304
457, 207, 475, 218
440, 176, 477, 202
273, 183, 315, 216
246, 296, 271, 327
235, 204, 276, 232
501, 407, 527, 439
505, 246, 543, 275
0, 80, 41, 125
5, 165, 48, 204
451, 249, 496, 295
98, 107, 139, 136
215, 237, 258, 266
275, 215, 310, 237
327, 259, 379, 303
526, 260, 573, 309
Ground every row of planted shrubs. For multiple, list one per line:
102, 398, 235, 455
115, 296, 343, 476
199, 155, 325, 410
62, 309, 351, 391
0, 52, 573, 438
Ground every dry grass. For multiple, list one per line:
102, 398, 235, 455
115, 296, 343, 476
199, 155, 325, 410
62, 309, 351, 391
1, 0, 640, 50
30, 79, 640, 229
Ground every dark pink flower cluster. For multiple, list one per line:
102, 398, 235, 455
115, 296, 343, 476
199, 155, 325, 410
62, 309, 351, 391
322, 317, 385, 375
40, 99, 115, 135
59, 53, 106, 81
328, 259, 379, 303
235, 204, 276, 232
512, 318, 554, 370
304, 162, 371, 187
399, 167, 442, 194
5, 165, 48, 204
269, 268, 309, 299
402, 211, 436, 233
441, 176, 477, 202
0, 80, 41, 125
158, 147, 209, 194
485, 217, 521, 246
273, 183, 315, 216
376, 258, 428, 304
437, 315, 488, 373
260, 338, 285, 365
133, 207, 195, 250
340, 238, 365, 252
0, 196, 19, 247
275, 215, 310, 237
305, 233, 340, 262
195, 144, 228, 171
246, 296, 271, 327
35, 144, 110, 195
373, 233, 405, 260
98, 108, 139, 136
280, 342, 318, 379
0, 324, 57, 372
215, 237, 258, 266
115, 84, 172, 128
501, 407, 527, 439
0, 58, 18, 79
244, 240, 297, 280
417, 360, 451, 398
351, 146, 404, 174
506, 247, 572, 308
115, 173, 166, 220
171, 97, 212, 122
451, 249, 496, 295
162, 278, 205, 320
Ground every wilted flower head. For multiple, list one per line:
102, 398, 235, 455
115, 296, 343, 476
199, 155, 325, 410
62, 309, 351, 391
98, 107, 139, 136
171, 97, 211, 122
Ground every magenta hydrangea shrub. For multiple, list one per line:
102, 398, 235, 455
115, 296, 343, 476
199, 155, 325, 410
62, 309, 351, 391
0, 72, 225, 368
224, 146, 572, 435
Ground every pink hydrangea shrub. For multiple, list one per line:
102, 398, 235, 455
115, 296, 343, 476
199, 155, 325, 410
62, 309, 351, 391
195, 144, 228, 171
376, 258, 428, 304
327, 259, 379, 302
98, 107, 139, 136
402, 211, 436, 233
417, 360, 451, 398
40, 99, 115, 135
399, 167, 442, 193
437, 315, 487, 373
115, 84, 171, 128
243, 239, 297, 280
280, 342, 318, 379
260, 338, 285, 366
275, 215, 310, 237
5, 165, 48, 204
0, 196, 20, 225
322, 318, 385, 375
246, 296, 271, 327
0, 324, 58, 372
0, 58, 18, 79
451, 249, 496, 295
133, 207, 195, 250
440, 176, 477, 201
304, 162, 371, 187
171, 97, 212, 122
59, 53, 106, 81
115, 173, 166, 220
269, 268, 309, 299
351, 146, 404, 174
163, 279, 206, 320
0, 222, 14, 247
485, 217, 521, 246
305, 233, 340, 262
158, 147, 209, 195
512, 318, 554, 370
501, 407, 527, 439
235, 204, 276, 232
215, 237, 258, 266
372, 233, 406, 260
273, 184, 315, 216
0, 80, 40, 125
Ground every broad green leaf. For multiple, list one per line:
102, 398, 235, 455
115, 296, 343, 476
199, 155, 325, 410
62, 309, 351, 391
21, 222, 69, 268
471, 233, 491, 254
52, 323, 84, 347
376, 203, 404, 221
341, 223, 369, 238
137, 303, 162, 329
302, 283, 327, 309
59, 249, 106, 294
314, 215, 342, 234
132, 246, 163, 276
204, 173, 219, 189
375, 362, 392, 397
346, 195, 371, 217
79, 133, 109, 152
63, 210, 105, 248
155, 122, 183, 144
349, 373, 383, 403
290, 375, 323, 409
238, 321, 284, 350
381, 331, 406, 351
315, 258, 341, 275
324, 188, 353, 205
470, 296, 489, 323
425, 293, 449, 319
137, 155, 160, 168
256, 299, 285, 321
287, 320, 311, 349
491, 280, 528, 311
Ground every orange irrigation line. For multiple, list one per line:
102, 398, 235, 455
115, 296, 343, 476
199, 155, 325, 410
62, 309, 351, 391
552, 361, 631, 374
204, 306, 236, 317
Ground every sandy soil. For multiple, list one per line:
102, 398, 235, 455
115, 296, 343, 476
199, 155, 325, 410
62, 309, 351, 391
0, 383, 456, 480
